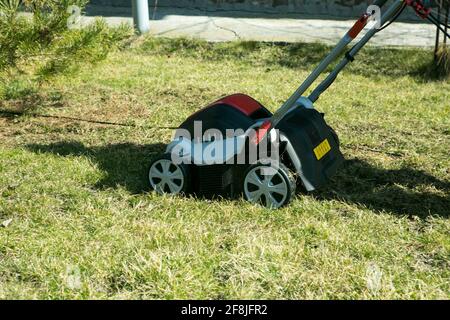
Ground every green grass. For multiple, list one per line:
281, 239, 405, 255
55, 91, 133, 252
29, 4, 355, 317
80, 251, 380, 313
0, 38, 449, 299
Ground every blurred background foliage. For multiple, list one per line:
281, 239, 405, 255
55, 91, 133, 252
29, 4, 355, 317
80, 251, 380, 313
0, 0, 133, 100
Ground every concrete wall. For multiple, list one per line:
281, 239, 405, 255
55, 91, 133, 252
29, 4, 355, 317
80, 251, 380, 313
88, 0, 420, 19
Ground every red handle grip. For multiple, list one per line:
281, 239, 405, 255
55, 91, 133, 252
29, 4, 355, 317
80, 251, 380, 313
348, 13, 370, 39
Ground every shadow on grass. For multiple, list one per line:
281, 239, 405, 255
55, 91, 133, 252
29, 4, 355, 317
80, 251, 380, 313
26, 141, 449, 218
411, 56, 450, 81
26, 141, 166, 194
137, 39, 332, 71
138, 38, 441, 82
0, 79, 65, 113
316, 158, 450, 218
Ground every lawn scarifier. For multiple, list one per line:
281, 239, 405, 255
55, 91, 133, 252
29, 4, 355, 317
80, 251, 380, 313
148, 0, 449, 209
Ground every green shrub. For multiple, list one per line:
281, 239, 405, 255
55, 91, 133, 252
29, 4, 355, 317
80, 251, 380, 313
0, 0, 133, 100
436, 46, 450, 78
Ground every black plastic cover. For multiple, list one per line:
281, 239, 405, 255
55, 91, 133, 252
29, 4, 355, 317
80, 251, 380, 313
178, 104, 258, 138
276, 108, 344, 189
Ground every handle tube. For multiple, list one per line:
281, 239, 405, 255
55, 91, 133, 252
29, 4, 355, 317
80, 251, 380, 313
373, 0, 389, 7
269, 0, 388, 129
308, 0, 405, 103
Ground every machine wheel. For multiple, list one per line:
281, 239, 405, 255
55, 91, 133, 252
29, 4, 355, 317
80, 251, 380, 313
148, 154, 190, 195
243, 162, 296, 209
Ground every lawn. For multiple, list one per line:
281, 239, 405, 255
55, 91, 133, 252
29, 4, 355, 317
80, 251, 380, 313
0, 38, 449, 299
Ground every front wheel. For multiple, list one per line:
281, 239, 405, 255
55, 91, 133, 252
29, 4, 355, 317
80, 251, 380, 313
243, 162, 296, 209
148, 154, 190, 195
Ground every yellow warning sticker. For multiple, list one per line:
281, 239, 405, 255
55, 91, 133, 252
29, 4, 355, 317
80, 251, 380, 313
313, 139, 331, 160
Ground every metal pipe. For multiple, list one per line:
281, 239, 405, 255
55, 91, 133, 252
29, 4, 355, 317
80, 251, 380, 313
272, 35, 352, 118
132, 0, 150, 34
444, 0, 449, 45
434, 1, 442, 61
309, 0, 405, 103
270, 0, 391, 128
373, 0, 389, 7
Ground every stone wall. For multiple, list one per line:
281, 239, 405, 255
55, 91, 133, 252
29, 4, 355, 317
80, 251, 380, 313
88, 0, 420, 19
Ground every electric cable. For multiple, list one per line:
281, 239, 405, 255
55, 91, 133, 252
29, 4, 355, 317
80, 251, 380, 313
428, 14, 450, 39
376, 2, 407, 32
0, 110, 178, 130
430, 13, 450, 28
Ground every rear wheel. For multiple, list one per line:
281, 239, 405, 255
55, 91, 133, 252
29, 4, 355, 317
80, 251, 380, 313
148, 154, 190, 195
243, 162, 296, 209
